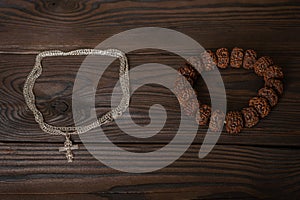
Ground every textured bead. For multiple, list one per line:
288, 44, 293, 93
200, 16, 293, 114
187, 56, 203, 73
249, 97, 271, 118
173, 75, 199, 117
225, 111, 243, 134
174, 76, 191, 91
201, 50, 217, 71
176, 87, 197, 104
195, 104, 211, 126
230, 47, 244, 68
209, 109, 225, 132
254, 56, 273, 76
265, 78, 284, 95
264, 65, 284, 81
241, 107, 259, 128
182, 97, 199, 117
243, 49, 257, 69
258, 87, 278, 107
216, 48, 229, 69
178, 63, 198, 85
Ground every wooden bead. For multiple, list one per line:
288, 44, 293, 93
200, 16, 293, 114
178, 63, 198, 85
249, 97, 271, 118
243, 49, 257, 69
241, 107, 259, 128
174, 76, 191, 91
195, 104, 211, 126
201, 50, 217, 71
187, 56, 203, 73
225, 111, 243, 134
182, 97, 199, 117
176, 86, 197, 104
230, 47, 244, 68
178, 63, 197, 78
258, 87, 278, 107
209, 109, 225, 132
265, 78, 283, 95
174, 75, 199, 117
264, 65, 284, 81
216, 48, 229, 69
254, 56, 273, 76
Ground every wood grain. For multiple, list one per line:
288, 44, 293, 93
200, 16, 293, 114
0, 52, 299, 145
0, 0, 299, 52
0, 143, 300, 199
0, 0, 299, 199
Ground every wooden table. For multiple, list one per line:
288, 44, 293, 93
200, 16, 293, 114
0, 0, 300, 199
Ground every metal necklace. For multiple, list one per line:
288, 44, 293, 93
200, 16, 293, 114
23, 49, 130, 162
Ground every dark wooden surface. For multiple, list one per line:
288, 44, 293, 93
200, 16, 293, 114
0, 0, 300, 199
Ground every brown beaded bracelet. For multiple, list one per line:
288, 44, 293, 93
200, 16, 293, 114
174, 47, 284, 134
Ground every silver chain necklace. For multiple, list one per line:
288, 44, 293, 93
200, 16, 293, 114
23, 49, 130, 162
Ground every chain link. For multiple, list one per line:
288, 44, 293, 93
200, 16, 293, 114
23, 49, 130, 136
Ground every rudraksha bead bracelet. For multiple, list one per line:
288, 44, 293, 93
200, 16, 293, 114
174, 47, 284, 134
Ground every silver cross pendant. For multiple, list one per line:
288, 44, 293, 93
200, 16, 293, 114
59, 134, 79, 162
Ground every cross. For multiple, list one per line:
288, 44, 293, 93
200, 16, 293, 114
59, 134, 79, 162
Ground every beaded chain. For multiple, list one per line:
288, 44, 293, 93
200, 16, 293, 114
23, 49, 130, 162
174, 47, 284, 134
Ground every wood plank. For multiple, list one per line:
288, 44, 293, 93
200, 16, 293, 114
0, 0, 300, 198
0, 143, 299, 199
0, 194, 108, 200
0, 0, 299, 52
